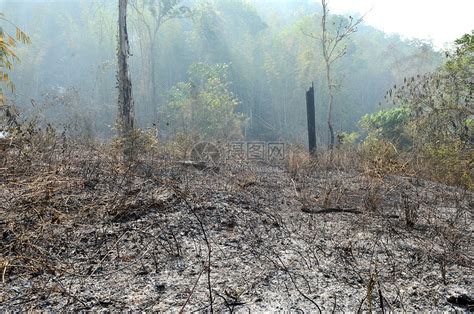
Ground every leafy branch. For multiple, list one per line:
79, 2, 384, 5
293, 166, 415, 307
0, 13, 31, 106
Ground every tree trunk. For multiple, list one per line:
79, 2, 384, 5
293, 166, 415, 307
150, 38, 158, 122
321, 0, 335, 149
326, 63, 335, 148
149, 24, 162, 123
306, 83, 317, 154
117, 0, 134, 137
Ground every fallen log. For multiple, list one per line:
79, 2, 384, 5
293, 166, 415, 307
301, 206, 362, 214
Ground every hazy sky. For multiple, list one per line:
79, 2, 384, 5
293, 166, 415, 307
1, 0, 472, 48
325, 0, 474, 48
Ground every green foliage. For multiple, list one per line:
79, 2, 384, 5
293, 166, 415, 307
359, 31, 473, 188
0, 13, 31, 106
362, 30, 473, 149
1, 1, 445, 141
446, 30, 473, 71
163, 62, 246, 140
338, 131, 360, 145
393, 35, 472, 147
360, 106, 411, 148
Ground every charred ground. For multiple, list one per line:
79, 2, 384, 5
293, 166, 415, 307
1, 145, 473, 311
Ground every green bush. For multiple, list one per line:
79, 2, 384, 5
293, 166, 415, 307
163, 62, 247, 140
357, 31, 473, 188
359, 106, 411, 148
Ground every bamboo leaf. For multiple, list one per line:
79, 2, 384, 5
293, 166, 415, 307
8, 34, 15, 46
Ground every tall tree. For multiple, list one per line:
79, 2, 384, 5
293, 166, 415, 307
117, 0, 134, 138
304, 0, 363, 148
130, 0, 189, 121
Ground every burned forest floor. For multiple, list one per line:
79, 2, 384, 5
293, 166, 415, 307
1, 146, 473, 312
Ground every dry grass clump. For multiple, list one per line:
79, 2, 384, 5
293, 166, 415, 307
359, 138, 472, 189
286, 144, 364, 180
286, 145, 316, 179
363, 178, 383, 212
0, 124, 177, 283
316, 146, 362, 172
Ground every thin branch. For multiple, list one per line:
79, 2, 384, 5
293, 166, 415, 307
179, 266, 205, 313
276, 255, 322, 313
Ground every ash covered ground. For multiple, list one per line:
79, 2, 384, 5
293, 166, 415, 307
1, 153, 473, 311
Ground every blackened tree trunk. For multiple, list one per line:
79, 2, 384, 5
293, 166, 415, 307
306, 83, 317, 154
118, 0, 134, 138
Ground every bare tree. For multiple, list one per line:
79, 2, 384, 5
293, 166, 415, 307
117, 0, 135, 139
304, 0, 363, 148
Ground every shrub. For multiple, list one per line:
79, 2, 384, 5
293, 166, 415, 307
359, 106, 411, 149
418, 141, 473, 189
162, 63, 247, 140
113, 128, 159, 160
358, 31, 473, 188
